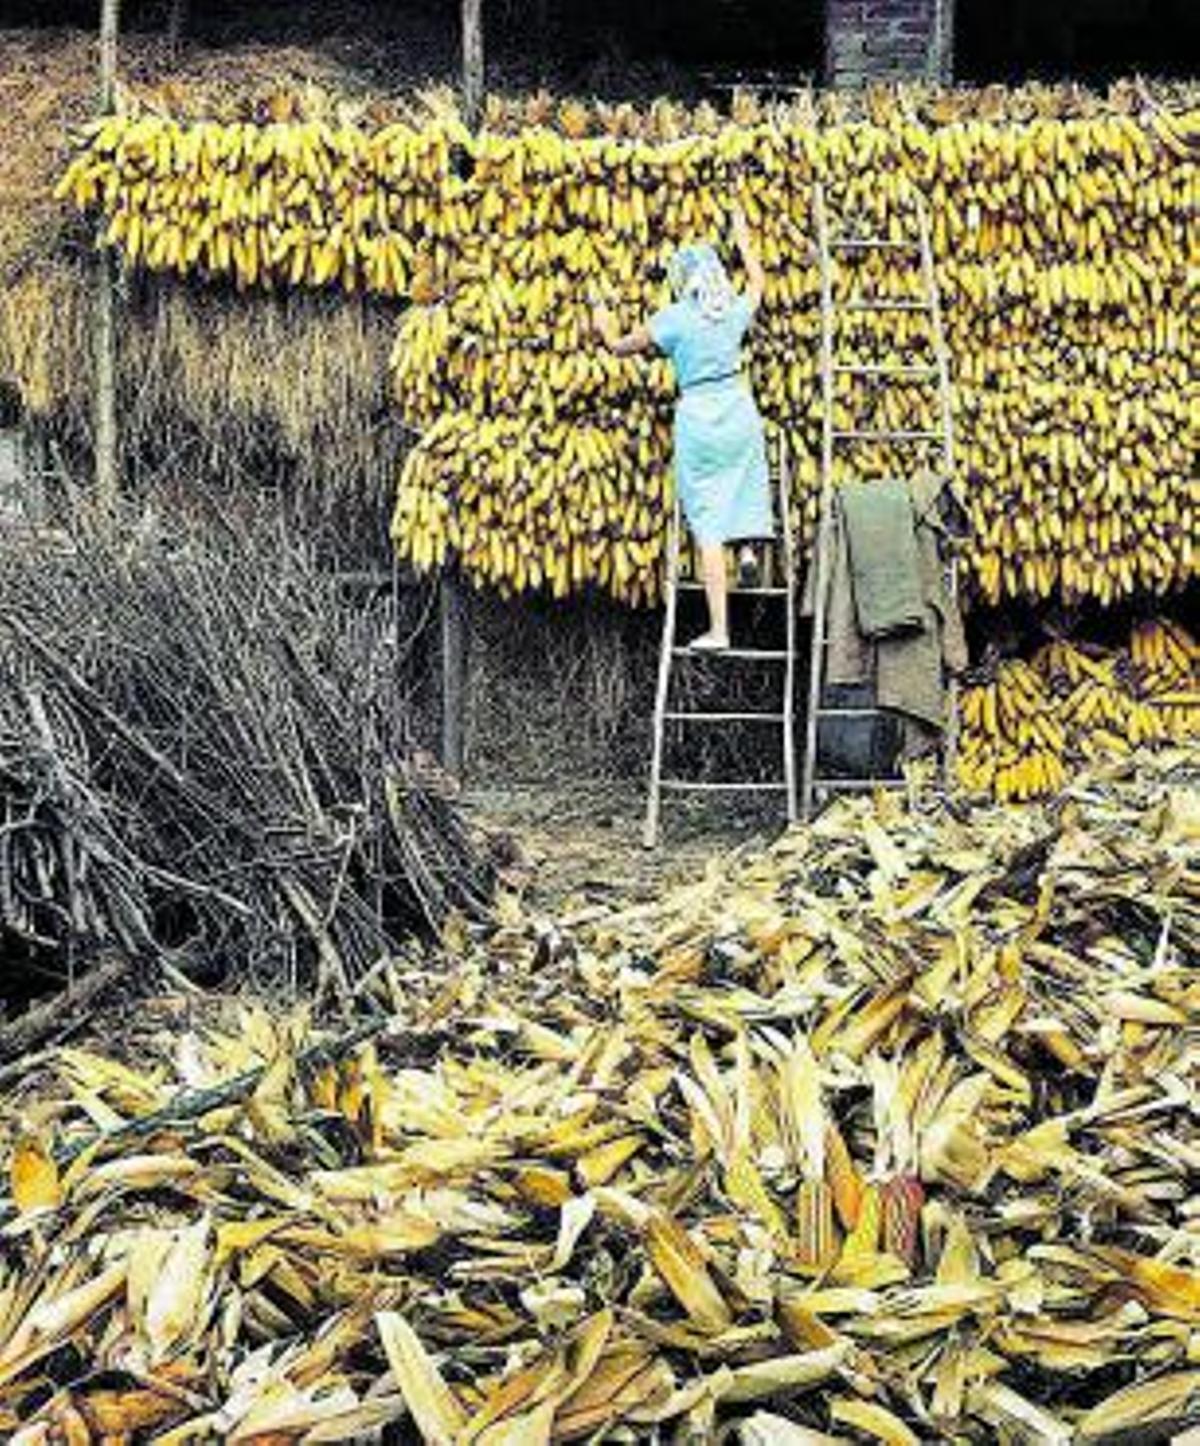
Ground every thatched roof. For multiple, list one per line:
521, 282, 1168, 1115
0, 30, 414, 512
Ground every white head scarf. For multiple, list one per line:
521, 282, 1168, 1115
669, 242, 736, 322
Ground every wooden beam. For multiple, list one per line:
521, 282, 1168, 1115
439, 571, 468, 775
166, 0, 188, 54
99, 0, 119, 109
462, 0, 484, 129
931, 0, 955, 82
445, 0, 483, 776
95, 0, 120, 518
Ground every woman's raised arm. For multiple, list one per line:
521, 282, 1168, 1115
593, 304, 654, 356
732, 204, 764, 313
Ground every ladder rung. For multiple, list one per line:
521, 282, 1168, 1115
814, 778, 904, 791
816, 707, 886, 718
665, 711, 787, 723
831, 429, 942, 442
832, 364, 940, 378
841, 300, 932, 312
660, 780, 790, 793
671, 646, 789, 660
676, 582, 790, 597
810, 476, 913, 491
832, 238, 921, 251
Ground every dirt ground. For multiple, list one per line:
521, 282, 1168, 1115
463, 778, 789, 916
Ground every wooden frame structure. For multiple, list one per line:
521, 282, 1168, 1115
643, 433, 798, 848
438, 0, 484, 776
801, 182, 957, 818
94, 0, 119, 518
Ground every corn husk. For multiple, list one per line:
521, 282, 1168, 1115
0, 751, 1194, 1439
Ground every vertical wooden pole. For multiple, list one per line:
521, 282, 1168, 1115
462, 0, 484, 128
94, 0, 120, 519
437, 0, 485, 777
930, 0, 954, 82
440, 573, 467, 774
99, 0, 118, 107
166, 0, 188, 54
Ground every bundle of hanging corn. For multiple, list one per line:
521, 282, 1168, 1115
0, 750, 1195, 1441
390, 87, 1196, 607
0, 519, 492, 1003
957, 615, 1200, 801
57, 82, 1196, 609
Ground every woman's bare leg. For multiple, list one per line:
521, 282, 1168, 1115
697, 542, 729, 646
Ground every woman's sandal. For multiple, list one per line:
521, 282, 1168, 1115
688, 631, 730, 652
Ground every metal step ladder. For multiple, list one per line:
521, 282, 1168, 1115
801, 183, 957, 819
643, 436, 798, 847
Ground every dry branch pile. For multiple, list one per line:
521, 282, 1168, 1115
0, 522, 491, 997
0, 750, 1196, 1441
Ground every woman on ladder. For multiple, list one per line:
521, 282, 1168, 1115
593, 206, 772, 652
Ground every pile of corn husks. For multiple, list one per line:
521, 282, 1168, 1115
1, 751, 1197, 1444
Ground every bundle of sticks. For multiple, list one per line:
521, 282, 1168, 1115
0, 513, 491, 1009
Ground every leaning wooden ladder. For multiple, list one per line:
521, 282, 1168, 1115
801, 183, 957, 819
643, 436, 798, 847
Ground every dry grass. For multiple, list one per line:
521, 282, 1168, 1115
0, 33, 95, 416
461, 588, 802, 787
464, 593, 661, 782
0, 30, 416, 523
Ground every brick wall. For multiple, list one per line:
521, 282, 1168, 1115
825, 0, 954, 87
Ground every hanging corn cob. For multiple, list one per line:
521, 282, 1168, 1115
57, 87, 1197, 607
55, 113, 465, 296
956, 618, 1200, 802
386, 95, 1195, 604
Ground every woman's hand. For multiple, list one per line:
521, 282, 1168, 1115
591, 297, 653, 357
592, 303, 618, 348
731, 203, 752, 251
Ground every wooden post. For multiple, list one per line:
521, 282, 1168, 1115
436, 0, 485, 777
99, 0, 118, 107
931, 0, 955, 82
94, 0, 120, 519
166, 0, 188, 53
440, 573, 468, 775
462, 0, 484, 128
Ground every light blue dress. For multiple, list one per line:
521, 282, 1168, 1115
648, 293, 773, 546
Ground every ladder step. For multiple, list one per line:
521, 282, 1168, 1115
831, 429, 943, 442
808, 476, 915, 491
671, 646, 789, 660
841, 299, 933, 312
677, 581, 790, 597
814, 778, 904, 791
832, 364, 940, 378
665, 710, 787, 723
800, 184, 951, 825
660, 779, 790, 793
831, 238, 921, 251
